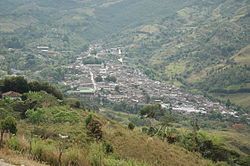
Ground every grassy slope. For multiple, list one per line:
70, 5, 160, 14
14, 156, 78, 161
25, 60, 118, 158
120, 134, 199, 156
0, 92, 212, 166
103, 123, 211, 166
15, 112, 212, 166
232, 45, 250, 65
0, 149, 48, 166
209, 45, 250, 109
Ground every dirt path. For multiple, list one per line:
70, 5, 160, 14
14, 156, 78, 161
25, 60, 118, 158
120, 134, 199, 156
0, 159, 15, 166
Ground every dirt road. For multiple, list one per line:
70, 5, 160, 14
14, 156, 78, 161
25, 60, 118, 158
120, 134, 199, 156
0, 159, 15, 166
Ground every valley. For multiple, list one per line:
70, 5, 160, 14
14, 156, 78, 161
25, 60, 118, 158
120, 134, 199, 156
0, 0, 249, 166
64, 43, 235, 116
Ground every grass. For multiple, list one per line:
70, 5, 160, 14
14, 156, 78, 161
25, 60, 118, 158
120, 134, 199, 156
139, 25, 160, 34
208, 129, 250, 156
165, 61, 186, 78
232, 45, 250, 65
0, 148, 48, 166
1, 108, 214, 166
216, 93, 250, 110
1, 92, 248, 166
102, 121, 213, 166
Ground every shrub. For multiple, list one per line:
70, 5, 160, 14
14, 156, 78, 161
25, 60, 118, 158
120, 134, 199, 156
31, 140, 58, 165
85, 114, 93, 126
6, 136, 20, 151
86, 119, 102, 140
128, 122, 135, 130
31, 140, 46, 161
103, 142, 114, 154
64, 149, 80, 166
1, 116, 17, 147
26, 109, 46, 124
2, 76, 29, 93
88, 143, 105, 166
65, 98, 81, 108
141, 127, 148, 134
63, 149, 90, 166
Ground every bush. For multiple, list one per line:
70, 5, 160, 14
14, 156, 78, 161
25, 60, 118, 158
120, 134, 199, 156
88, 143, 105, 166
31, 140, 46, 161
65, 98, 81, 108
26, 109, 46, 124
103, 142, 114, 154
29, 81, 63, 100
31, 140, 58, 165
63, 149, 90, 166
86, 119, 103, 140
85, 114, 93, 126
128, 123, 135, 130
6, 136, 20, 151
2, 76, 29, 93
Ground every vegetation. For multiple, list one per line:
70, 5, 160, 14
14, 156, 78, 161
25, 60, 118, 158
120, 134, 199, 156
1, 77, 63, 100
105, 75, 117, 83
0, 77, 220, 166
0, 0, 249, 165
0, 116, 17, 147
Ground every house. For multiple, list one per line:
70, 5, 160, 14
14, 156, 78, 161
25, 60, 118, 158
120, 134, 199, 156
67, 87, 96, 98
2, 91, 22, 100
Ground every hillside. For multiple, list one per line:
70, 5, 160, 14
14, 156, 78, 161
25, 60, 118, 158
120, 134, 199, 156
0, 0, 249, 109
101, 0, 250, 109
0, 78, 217, 166
0, 1, 250, 165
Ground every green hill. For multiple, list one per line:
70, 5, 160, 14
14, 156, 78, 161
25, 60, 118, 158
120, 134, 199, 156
0, 82, 214, 166
0, 77, 249, 165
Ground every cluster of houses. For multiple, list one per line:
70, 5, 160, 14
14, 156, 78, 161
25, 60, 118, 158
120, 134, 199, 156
63, 43, 236, 116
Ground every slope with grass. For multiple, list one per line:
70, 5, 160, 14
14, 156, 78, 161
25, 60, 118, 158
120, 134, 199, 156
0, 91, 214, 166
0, 0, 249, 111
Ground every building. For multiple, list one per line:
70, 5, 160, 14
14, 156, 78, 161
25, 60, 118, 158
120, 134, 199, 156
67, 87, 96, 98
2, 91, 22, 100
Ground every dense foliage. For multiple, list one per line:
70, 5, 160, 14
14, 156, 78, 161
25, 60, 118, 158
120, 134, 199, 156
1, 77, 63, 99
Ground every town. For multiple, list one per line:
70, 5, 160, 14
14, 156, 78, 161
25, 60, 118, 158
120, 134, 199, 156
62, 44, 236, 116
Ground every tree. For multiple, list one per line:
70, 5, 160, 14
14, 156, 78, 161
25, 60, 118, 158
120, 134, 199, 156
115, 85, 120, 92
156, 112, 176, 142
191, 117, 200, 150
28, 81, 63, 100
5, 37, 24, 49
226, 99, 231, 108
140, 104, 162, 119
62, 34, 69, 43
95, 75, 103, 82
0, 116, 17, 147
105, 75, 117, 83
3, 76, 29, 93
66, 98, 81, 108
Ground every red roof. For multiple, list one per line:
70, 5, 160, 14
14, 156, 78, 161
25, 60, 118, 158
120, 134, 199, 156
2, 91, 22, 97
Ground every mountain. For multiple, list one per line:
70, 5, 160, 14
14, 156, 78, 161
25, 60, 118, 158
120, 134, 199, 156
0, 0, 249, 109
0, 1, 250, 164
98, 0, 250, 110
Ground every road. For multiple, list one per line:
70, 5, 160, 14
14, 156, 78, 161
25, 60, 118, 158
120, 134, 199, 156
89, 70, 97, 91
